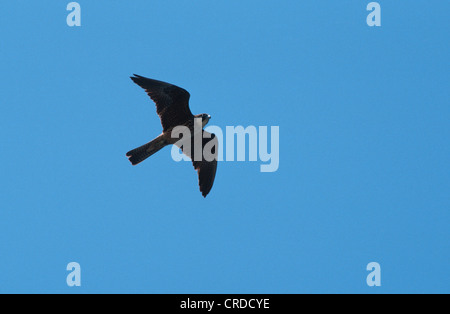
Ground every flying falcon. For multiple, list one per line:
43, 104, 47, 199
126, 74, 218, 197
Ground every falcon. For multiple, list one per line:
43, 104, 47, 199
126, 74, 218, 197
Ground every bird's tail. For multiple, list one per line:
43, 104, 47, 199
126, 134, 168, 165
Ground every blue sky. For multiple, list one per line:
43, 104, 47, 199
0, 1, 448, 293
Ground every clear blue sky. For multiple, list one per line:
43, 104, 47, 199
0, 1, 448, 293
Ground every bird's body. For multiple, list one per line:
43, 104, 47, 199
126, 74, 218, 197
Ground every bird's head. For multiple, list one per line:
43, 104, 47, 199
197, 113, 211, 127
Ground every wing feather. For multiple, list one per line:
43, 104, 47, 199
130, 74, 193, 131
178, 130, 218, 197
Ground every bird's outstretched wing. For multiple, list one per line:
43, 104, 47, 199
192, 131, 218, 197
178, 130, 218, 197
130, 74, 193, 131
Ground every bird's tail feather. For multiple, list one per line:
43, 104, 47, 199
126, 134, 167, 165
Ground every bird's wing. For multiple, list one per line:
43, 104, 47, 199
130, 74, 193, 131
179, 130, 218, 197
